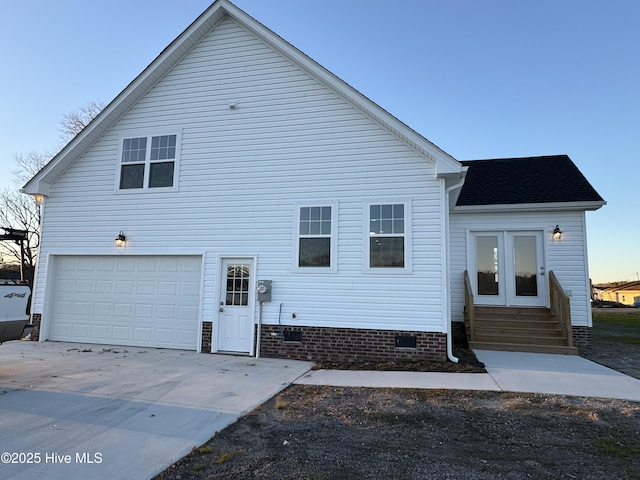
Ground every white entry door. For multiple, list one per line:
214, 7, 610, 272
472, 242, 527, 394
217, 259, 254, 354
472, 231, 547, 307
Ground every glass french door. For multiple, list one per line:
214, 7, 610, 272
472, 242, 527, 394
472, 231, 547, 307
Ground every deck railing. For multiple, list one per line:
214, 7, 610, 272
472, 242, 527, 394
463, 270, 475, 342
549, 270, 573, 348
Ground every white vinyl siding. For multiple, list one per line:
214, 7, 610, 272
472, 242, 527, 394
449, 210, 593, 327
31, 17, 447, 339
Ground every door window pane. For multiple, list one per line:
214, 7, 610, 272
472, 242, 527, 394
476, 236, 499, 295
225, 265, 250, 306
514, 236, 538, 296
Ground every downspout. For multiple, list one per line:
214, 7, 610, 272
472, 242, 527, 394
444, 174, 466, 363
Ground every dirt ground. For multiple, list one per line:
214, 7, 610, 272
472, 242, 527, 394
155, 312, 640, 480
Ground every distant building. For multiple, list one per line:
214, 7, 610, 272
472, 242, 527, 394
598, 281, 640, 306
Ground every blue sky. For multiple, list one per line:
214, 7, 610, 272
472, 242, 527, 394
1, 0, 638, 283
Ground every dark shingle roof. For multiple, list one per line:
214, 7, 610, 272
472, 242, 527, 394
456, 155, 604, 206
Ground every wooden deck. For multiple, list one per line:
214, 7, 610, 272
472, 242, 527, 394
467, 306, 578, 355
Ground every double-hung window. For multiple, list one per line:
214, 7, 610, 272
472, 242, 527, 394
295, 204, 336, 271
119, 133, 179, 190
367, 202, 411, 271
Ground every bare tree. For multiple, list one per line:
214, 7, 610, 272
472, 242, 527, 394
0, 188, 40, 284
12, 150, 52, 186
1, 102, 104, 285
60, 100, 105, 142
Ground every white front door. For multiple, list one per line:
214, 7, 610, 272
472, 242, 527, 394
472, 231, 547, 307
217, 259, 254, 354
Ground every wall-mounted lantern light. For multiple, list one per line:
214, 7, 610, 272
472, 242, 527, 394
115, 231, 126, 247
553, 225, 562, 240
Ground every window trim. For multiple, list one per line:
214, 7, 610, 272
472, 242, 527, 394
364, 199, 412, 274
292, 202, 338, 273
115, 130, 181, 193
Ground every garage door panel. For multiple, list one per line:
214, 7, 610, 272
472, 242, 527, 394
77, 258, 96, 271
112, 326, 131, 340
114, 303, 132, 317
73, 302, 92, 315
96, 280, 114, 294
91, 325, 109, 340
179, 305, 198, 319
157, 305, 176, 319
181, 282, 200, 296
136, 281, 156, 295
157, 281, 176, 295
93, 302, 112, 316
56, 279, 75, 294
155, 328, 174, 343
49, 255, 201, 350
116, 280, 134, 294
117, 258, 136, 271
71, 324, 90, 338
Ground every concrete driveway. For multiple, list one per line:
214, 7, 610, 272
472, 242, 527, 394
0, 341, 312, 479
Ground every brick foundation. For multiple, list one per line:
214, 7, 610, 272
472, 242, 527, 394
201, 321, 213, 352
258, 325, 447, 362
451, 321, 467, 345
29, 314, 42, 341
572, 326, 591, 349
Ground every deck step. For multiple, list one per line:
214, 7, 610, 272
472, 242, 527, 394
473, 332, 569, 346
470, 341, 578, 355
467, 306, 574, 354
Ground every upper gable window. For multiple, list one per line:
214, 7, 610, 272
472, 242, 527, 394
119, 134, 178, 190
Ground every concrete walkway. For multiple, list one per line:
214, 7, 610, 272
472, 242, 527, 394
0, 341, 312, 480
297, 350, 640, 402
2, 342, 639, 480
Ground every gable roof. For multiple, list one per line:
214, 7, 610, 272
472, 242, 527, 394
454, 155, 605, 211
21, 0, 461, 195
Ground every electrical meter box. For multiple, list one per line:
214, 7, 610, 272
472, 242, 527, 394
257, 280, 272, 302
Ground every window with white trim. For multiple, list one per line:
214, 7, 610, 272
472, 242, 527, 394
368, 203, 408, 269
119, 134, 178, 190
295, 205, 336, 270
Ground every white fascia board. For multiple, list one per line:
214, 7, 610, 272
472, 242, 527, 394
20, 181, 50, 196
451, 200, 606, 214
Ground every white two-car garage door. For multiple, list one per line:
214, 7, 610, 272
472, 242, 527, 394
49, 256, 202, 350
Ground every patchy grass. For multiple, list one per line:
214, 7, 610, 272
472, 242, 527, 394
195, 446, 213, 455
596, 437, 640, 459
592, 311, 640, 345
